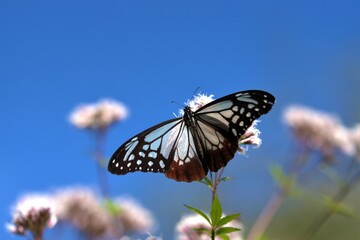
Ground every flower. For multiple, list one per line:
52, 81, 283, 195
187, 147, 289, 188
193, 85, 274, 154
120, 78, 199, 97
283, 105, 355, 158
179, 93, 215, 116
238, 120, 262, 153
175, 213, 243, 240
54, 187, 110, 237
7, 194, 57, 238
109, 197, 155, 237
69, 99, 128, 130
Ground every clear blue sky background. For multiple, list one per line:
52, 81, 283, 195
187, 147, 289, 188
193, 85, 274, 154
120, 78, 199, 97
1, 0, 359, 239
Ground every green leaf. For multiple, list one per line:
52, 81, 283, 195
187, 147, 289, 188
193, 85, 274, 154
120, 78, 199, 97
199, 177, 213, 189
184, 204, 211, 224
210, 195, 223, 227
269, 164, 294, 191
215, 227, 241, 235
220, 177, 232, 182
321, 197, 355, 218
218, 234, 230, 240
217, 213, 241, 227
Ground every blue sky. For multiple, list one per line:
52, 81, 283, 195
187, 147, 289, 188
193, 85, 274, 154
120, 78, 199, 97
1, 0, 359, 239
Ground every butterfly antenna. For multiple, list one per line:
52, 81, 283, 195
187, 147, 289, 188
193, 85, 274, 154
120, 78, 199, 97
193, 86, 201, 96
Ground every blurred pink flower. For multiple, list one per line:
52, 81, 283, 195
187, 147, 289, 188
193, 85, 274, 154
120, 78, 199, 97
69, 99, 128, 130
110, 197, 155, 237
54, 187, 110, 237
7, 194, 57, 237
283, 105, 355, 158
175, 213, 243, 240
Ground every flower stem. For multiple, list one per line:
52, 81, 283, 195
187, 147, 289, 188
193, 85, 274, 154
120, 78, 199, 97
300, 166, 360, 240
94, 129, 110, 198
246, 149, 310, 240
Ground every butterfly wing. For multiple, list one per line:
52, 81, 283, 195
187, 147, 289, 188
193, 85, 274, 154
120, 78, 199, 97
108, 90, 275, 182
192, 90, 275, 172
108, 117, 207, 182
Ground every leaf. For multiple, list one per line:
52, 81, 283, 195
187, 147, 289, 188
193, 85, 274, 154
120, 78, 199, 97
218, 234, 230, 240
215, 227, 241, 235
184, 204, 211, 224
210, 195, 223, 227
217, 213, 241, 227
220, 177, 232, 182
269, 164, 294, 191
321, 197, 356, 218
199, 177, 213, 189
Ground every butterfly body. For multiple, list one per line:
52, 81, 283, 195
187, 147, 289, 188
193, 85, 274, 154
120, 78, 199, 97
108, 90, 275, 182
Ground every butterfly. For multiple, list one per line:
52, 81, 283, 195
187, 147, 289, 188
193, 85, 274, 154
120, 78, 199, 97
108, 90, 275, 182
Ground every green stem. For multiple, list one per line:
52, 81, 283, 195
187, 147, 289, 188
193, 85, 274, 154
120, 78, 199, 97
94, 128, 110, 198
300, 167, 360, 240
246, 149, 310, 240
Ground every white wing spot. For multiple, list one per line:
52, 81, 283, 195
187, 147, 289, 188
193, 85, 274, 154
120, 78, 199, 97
232, 128, 237, 136
129, 154, 135, 161
232, 106, 239, 112
246, 112, 251, 117
136, 160, 142, 165
232, 115, 239, 123
255, 107, 260, 111
159, 160, 165, 169
139, 167, 142, 170
149, 151, 157, 158
148, 161, 154, 167
112, 159, 116, 163
185, 158, 191, 163
120, 166, 123, 170
139, 152, 145, 158
115, 162, 119, 167
240, 121, 244, 126
240, 107, 245, 114
248, 103, 255, 109
127, 162, 132, 167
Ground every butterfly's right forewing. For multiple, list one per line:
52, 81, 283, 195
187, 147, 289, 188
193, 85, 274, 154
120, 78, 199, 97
108, 118, 182, 175
108, 117, 207, 182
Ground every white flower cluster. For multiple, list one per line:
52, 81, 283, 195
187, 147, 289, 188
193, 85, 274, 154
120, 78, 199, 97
283, 105, 358, 158
178, 93, 215, 116
111, 197, 155, 236
7, 187, 155, 239
54, 187, 110, 237
69, 99, 128, 129
175, 213, 243, 240
238, 120, 262, 153
6, 194, 57, 237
